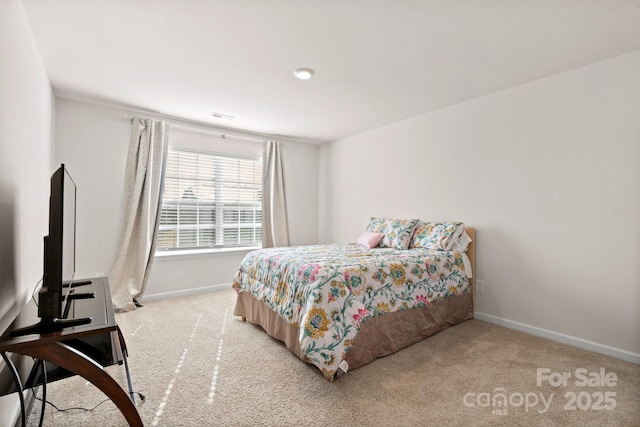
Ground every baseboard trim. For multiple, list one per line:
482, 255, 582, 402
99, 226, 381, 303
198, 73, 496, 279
474, 311, 640, 365
139, 283, 231, 303
20, 387, 39, 427
7, 388, 37, 427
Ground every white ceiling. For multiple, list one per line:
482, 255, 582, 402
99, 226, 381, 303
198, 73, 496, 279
21, 1, 640, 144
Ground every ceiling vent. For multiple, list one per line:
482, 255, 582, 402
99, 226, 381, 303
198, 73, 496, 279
210, 112, 235, 121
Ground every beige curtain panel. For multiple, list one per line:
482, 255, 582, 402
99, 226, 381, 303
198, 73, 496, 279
262, 140, 290, 248
110, 118, 168, 311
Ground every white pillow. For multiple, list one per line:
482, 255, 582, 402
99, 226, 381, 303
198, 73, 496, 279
449, 229, 472, 252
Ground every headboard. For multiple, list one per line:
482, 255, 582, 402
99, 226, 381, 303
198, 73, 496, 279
465, 227, 476, 313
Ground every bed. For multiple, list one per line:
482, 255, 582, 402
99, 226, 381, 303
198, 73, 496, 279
232, 219, 475, 381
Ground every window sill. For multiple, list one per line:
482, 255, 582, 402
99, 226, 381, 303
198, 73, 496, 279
154, 246, 260, 261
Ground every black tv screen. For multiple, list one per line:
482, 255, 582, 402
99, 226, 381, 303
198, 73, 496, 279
38, 164, 76, 320
61, 166, 77, 288
11, 164, 91, 336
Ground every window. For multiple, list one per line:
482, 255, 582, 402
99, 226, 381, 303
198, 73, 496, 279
156, 148, 262, 252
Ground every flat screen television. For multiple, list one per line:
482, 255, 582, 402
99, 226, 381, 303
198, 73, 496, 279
11, 164, 93, 337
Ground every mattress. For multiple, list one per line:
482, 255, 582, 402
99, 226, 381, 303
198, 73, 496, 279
232, 243, 472, 379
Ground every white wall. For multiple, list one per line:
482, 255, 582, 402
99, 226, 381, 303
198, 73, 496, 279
0, 1, 54, 423
319, 50, 640, 359
54, 99, 319, 298
54, 100, 131, 280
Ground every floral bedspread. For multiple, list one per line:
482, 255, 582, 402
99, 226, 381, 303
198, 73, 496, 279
232, 244, 469, 380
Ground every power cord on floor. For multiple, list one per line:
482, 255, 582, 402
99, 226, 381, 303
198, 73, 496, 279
36, 391, 146, 413
36, 396, 110, 413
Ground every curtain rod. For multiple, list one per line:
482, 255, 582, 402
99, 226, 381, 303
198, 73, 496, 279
122, 113, 267, 144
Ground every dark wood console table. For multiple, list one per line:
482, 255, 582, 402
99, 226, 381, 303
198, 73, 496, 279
0, 277, 142, 426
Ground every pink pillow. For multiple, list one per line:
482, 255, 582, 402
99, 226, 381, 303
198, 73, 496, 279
357, 231, 384, 249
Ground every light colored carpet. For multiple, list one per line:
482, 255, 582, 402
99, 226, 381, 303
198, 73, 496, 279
29, 289, 639, 426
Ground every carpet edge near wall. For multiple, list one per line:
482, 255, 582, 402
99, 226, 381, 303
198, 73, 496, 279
474, 311, 640, 365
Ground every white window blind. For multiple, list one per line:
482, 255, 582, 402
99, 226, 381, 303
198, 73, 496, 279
157, 148, 262, 251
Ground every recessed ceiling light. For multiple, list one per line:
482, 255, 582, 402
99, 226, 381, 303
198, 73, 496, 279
293, 68, 314, 80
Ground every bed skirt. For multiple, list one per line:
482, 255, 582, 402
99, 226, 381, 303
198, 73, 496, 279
234, 291, 473, 379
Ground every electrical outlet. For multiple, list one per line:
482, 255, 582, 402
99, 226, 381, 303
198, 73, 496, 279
476, 280, 485, 293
